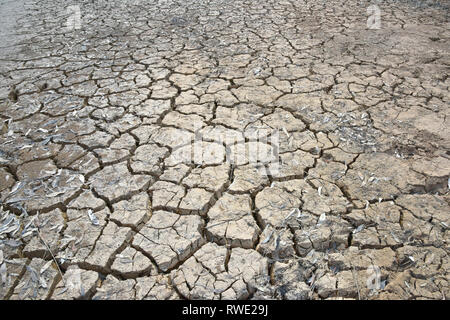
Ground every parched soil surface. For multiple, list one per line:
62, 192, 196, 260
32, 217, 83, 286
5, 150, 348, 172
0, 0, 449, 300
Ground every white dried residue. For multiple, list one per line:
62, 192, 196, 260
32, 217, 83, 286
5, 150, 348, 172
283, 208, 298, 223
39, 275, 48, 289
46, 190, 65, 198
0, 211, 21, 237
296, 209, 304, 219
261, 231, 273, 244
1, 238, 22, 248
252, 67, 261, 76
273, 233, 280, 252
390, 231, 401, 243
358, 172, 364, 181
307, 272, 315, 287
9, 181, 24, 195
60, 235, 77, 248
368, 176, 392, 184
87, 209, 99, 226
404, 281, 410, 290
116, 254, 133, 264
318, 213, 327, 224
22, 262, 54, 296
352, 224, 365, 234
0, 261, 7, 285
20, 217, 38, 239
66, 175, 76, 183
40, 260, 52, 274
260, 226, 273, 244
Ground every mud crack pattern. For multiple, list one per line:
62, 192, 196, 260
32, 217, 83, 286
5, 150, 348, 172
0, 0, 449, 300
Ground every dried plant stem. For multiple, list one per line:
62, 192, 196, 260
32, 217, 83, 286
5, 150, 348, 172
351, 264, 361, 300
34, 223, 65, 285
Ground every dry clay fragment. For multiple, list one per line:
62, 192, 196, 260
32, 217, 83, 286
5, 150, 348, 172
84, 222, 133, 271
171, 243, 269, 299
10, 258, 59, 300
91, 162, 151, 202
111, 246, 156, 277
206, 193, 259, 248
111, 193, 151, 228
133, 211, 205, 272
52, 266, 98, 300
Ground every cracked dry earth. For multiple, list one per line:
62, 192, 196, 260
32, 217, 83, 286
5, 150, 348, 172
0, 0, 449, 300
